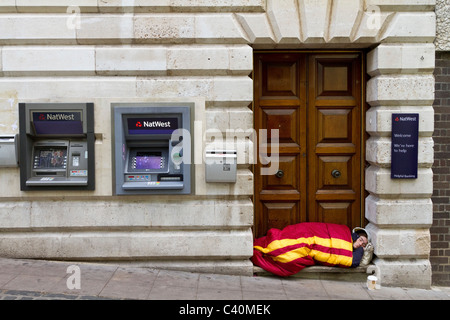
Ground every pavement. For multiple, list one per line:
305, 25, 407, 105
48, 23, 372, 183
0, 257, 449, 303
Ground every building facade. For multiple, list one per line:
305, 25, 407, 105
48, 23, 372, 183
0, 1, 444, 288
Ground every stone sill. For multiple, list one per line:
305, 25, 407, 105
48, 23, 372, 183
253, 264, 377, 281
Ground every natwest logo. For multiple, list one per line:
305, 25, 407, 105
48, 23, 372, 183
34, 112, 80, 121
127, 117, 178, 134
45, 113, 76, 121
142, 120, 171, 128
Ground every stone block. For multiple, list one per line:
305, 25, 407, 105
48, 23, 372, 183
228, 107, 253, 132
366, 224, 430, 259
299, 0, 329, 43
0, 96, 19, 136
366, 75, 435, 106
0, 229, 253, 260
380, 12, 435, 43
211, 76, 253, 107
371, 257, 432, 289
134, 14, 195, 43
366, 136, 434, 167
167, 45, 252, 76
205, 106, 252, 134
267, 0, 301, 43
328, 0, 360, 42
0, 199, 253, 230
205, 109, 229, 134
229, 45, 253, 75
134, 13, 249, 44
136, 77, 212, 103
235, 13, 276, 44
365, 106, 434, 137
95, 46, 167, 75
365, 195, 433, 227
77, 14, 134, 44
168, 46, 229, 75
365, 166, 433, 198
194, 14, 249, 44
351, 11, 392, 44
2, 46, 96, 76
367, 43, 435, 76
435, 0, 450, 51
136, 76, 252, 107
0, 15, 77, 44
0, 202, 30, 230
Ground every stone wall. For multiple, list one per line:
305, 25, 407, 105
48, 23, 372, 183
0, 1, 258, 275
365, 41, 435, 289
0, 1, 438, 287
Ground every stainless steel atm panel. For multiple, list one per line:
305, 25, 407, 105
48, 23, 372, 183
18, 103, 95, 191
113, 104, 191, 195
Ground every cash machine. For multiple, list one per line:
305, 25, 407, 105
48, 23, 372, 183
18, 103, 95, 191
112, 104, 192, 195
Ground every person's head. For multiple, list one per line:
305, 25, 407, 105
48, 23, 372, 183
353, 234, 368, 249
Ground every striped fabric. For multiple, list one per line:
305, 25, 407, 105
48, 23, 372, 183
252, 222, 354, 276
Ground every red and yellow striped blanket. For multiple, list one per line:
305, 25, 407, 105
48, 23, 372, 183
251, 222, 354, 276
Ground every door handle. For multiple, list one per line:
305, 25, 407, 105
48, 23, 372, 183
275, 169, 284, 178
331, 169, 341, 178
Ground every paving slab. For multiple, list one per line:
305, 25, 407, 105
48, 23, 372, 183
0, 257, 448, 303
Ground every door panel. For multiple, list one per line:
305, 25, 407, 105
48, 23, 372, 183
262, 108, 300, 146
254, 52, 363, 238
262, 202, 299, 232
307, 54, 361, 227
254, 53, 307, 238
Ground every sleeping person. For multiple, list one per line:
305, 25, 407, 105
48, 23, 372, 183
351, 231, 368, 267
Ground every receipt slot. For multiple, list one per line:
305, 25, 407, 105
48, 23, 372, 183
18, 103, 95, 191
112, 104, 191, 195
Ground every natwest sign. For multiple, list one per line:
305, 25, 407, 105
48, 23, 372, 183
33, 112, 81, 122
127, 117, 178, 134
141, 120, 172, 128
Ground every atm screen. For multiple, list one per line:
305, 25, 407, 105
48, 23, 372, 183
34, 148, 67, 169
135, 152, 162, 170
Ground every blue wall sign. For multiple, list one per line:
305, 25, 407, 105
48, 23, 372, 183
391, 113, 419, 179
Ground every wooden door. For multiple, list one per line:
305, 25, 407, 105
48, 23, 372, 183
253, 52, 363, 238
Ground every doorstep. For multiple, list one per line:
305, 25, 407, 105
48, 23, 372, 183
253, 264, 377, 282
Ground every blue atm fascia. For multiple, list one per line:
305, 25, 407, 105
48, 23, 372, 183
112, 104, 192, 195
